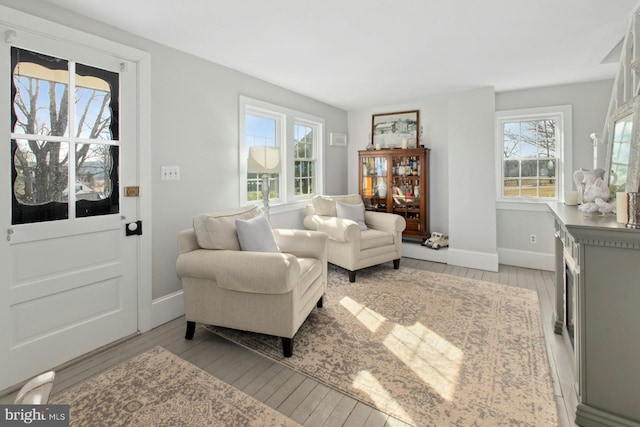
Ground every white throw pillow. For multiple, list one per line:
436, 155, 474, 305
235, 215, 280, 253
336, 201, 368, 231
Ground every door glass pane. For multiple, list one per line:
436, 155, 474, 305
76, 143, 115, 200
76, 145, 119, 218
12, 139, 69, 224
12, 47, 69, 137
75, 63, 119, 140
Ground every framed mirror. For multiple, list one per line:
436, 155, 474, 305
606, 98, 640, 193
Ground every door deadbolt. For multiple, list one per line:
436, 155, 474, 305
126, 221, 142, 236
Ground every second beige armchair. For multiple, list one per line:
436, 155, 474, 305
304, 194, 406, 282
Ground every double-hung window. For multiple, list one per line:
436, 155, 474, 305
244, 109, 283, 202
495, 105, 572, 203
240, 96, 324, 207
293, 120, 318, 197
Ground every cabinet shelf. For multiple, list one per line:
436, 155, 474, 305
359, 148, 429, 239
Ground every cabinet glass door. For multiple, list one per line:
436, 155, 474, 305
361, 155, 387, 211
392, 155, 421, 221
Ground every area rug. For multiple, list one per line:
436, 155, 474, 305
50, 346, 300, 427
208, 265, 559, 427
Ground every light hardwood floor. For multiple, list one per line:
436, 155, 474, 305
1, 258, 577, 427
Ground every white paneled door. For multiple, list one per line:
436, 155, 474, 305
0, 27, 139, 390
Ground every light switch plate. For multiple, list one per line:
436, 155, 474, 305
161, 165, 180, 181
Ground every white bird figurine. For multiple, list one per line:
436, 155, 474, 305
594, 198, 615, 216
578, 202, 599, 215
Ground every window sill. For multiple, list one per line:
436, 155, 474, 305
496, 200, 555, 212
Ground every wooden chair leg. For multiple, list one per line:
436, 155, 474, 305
393, 258, 400, 269
282, 337, 293, 357
185, 321, 196, 340
317, 296, 323, 308
348, 270, 356, 283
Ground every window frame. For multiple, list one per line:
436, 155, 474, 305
495, 105, 572, 207
293, 118, 319, 200
239, 96, 324, 208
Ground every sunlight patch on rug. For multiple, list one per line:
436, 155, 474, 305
340, 295, 386, 333
353, 370, 415, 425
384, 322, 462, 401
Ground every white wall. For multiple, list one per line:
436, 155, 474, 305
495, 80, 613, 270
447, 87, 498, 271
0, 0, 349, 303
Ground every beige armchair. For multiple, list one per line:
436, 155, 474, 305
176, 206, 328, 357
304, 194, 406, 282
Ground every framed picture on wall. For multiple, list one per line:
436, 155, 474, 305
372, 110, 419, 148
330, 132, 347, 147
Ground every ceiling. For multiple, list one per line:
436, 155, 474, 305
40, 0, 640, 110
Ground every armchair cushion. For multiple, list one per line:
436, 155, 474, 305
361, 229, 394, 250
236, 215, 280, 253
336, 201, 368, 231
193, 205, 259, 250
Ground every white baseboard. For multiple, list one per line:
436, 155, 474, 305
497, 248, 554, 271
448, 248, 499, 272
402, 241, 448, 263
150, 290, 184, 329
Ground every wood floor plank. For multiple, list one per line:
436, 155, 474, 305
231, 356, 276, 391
384, 416, 412, 427
342, 401, 374, 427
264, 371, 307, 409
303, 388, 346, 427
320, 394, 359, 427
363, 408, 389, 427
277, 377, 319, 417
289, 383, 331, 424
244, 362, 289, 399
212, 344, 266, 384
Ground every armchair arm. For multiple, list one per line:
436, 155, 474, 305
177, 229, 200, 254
272, 229, 327, 259
364, 211, 406, 233
176, 249, 300, 294
304, 215, 360, 242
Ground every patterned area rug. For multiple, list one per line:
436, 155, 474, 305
209, 265, 559, 427
50, 347, 300, 427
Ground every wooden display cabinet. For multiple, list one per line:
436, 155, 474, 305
358, 148, 429, 239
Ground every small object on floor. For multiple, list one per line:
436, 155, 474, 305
422, 231, 448, 250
